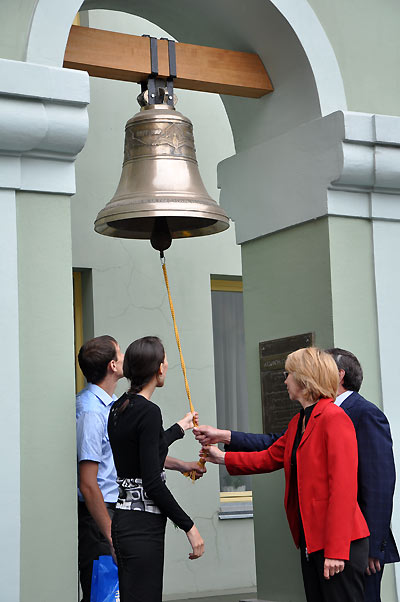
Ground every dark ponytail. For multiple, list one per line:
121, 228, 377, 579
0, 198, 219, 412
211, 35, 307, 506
119, 336, 165, 412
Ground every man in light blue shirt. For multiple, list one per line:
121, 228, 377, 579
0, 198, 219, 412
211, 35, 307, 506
77, 384, 119, 505
77, 335, 124, 602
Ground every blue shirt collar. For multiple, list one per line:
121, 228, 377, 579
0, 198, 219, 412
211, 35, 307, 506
86, 383, 117, 407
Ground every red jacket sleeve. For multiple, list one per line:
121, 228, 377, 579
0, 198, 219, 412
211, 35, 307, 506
323, 410, 359, 559
225, 430, 287, 475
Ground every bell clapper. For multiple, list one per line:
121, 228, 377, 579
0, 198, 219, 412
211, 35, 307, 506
150, 216, 172, 253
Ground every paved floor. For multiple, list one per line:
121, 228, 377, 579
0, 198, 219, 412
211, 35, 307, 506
166, 593, 256, 602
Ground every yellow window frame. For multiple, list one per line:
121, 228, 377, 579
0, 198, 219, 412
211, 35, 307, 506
220, 491, 253, 504
211, 278, 243, 293
73, 271, 85, 393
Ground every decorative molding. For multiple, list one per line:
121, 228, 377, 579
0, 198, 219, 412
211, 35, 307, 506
218, 111, 400, 245
331, 112, 400, 194
0, 59, 89, 194
0, 58, 89, 104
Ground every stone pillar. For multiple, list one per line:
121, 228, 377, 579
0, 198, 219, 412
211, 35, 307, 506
218, 110, 400, 600
0, 58, 89, 602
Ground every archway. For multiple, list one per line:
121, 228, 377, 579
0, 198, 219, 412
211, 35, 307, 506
19, 2, 356, 601
27, 0, 347, 142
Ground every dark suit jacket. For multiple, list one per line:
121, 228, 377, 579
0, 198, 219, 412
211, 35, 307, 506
226, 391, 399, 563
341, 392, 399, 563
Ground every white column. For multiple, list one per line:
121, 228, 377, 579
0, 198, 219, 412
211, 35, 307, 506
0, 189, 20, 602
0, 57, 89, 601
373, 218, 400, 587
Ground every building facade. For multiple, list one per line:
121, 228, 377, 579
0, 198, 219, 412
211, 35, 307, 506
1, 1, 400, 601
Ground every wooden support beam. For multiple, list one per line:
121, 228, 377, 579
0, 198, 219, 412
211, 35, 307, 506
63, 25, 273, 98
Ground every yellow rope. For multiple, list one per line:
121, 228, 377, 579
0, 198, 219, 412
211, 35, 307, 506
161, 260, 196, 418
160, 256, 206, 480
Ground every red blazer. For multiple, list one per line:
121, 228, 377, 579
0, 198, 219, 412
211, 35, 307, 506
225, 398, 369, 559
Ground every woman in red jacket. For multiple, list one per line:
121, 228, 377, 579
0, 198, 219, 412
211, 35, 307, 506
205, 347, 369, 602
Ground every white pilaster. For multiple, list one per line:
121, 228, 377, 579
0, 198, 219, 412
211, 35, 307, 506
0, 189, 20, 602
372, 222, 400, 588
0, 57, 89, 601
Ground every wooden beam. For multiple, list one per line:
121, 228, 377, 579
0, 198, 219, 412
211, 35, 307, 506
63, 25, 273, 98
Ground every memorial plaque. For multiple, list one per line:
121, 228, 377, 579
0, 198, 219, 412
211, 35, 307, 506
259, 333, 314, 433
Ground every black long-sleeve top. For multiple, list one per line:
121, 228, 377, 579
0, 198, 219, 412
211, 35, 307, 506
108, 393, 194, 532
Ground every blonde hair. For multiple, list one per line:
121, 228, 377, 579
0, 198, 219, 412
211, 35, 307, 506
285, 347, 339, 403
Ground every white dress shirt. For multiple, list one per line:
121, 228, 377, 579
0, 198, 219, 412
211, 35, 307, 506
334, 390, 353, 407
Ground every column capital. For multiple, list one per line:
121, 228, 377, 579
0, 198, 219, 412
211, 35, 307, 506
0, 59, 89, 194
218, 110, 400, 244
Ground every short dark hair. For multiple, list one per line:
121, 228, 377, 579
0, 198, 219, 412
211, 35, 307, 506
123, 336, 165, 395
325, 347, 363, 392
78, 335, 118, 384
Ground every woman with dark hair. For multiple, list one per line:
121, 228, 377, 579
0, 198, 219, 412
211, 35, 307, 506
204, 347, 370, 602
108, 336, 204, 602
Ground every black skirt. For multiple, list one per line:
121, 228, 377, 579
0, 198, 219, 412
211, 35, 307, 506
112, 509, 167, 602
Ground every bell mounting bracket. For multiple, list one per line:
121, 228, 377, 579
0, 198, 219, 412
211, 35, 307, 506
138, 35, 176, 107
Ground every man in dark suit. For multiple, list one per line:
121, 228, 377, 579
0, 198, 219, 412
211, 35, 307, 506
326, 348, 399, 601
194, 347, 398, 602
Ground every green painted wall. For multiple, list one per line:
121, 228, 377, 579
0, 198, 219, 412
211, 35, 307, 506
17, 192, 78, 601
307, 0, 400, 116
328, 217, 381, 404
241, 218, 334, 601
0, 1, 35, 61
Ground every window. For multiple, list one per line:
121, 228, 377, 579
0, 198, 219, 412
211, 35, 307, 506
72, 269, 94, 393
211, 277, 252, 516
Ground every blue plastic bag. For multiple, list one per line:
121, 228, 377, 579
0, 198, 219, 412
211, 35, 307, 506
90, 555, 120, 602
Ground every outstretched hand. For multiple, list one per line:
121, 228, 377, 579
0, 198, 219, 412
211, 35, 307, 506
193, 425, 231, 445
200, 445, 226, 465
178, 411, 199, 431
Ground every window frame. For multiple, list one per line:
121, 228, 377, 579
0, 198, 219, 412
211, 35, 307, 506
210, 276, 253, 519
73, 270, 85, 393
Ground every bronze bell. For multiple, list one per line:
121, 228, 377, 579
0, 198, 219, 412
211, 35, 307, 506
94, 102, 230, 249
